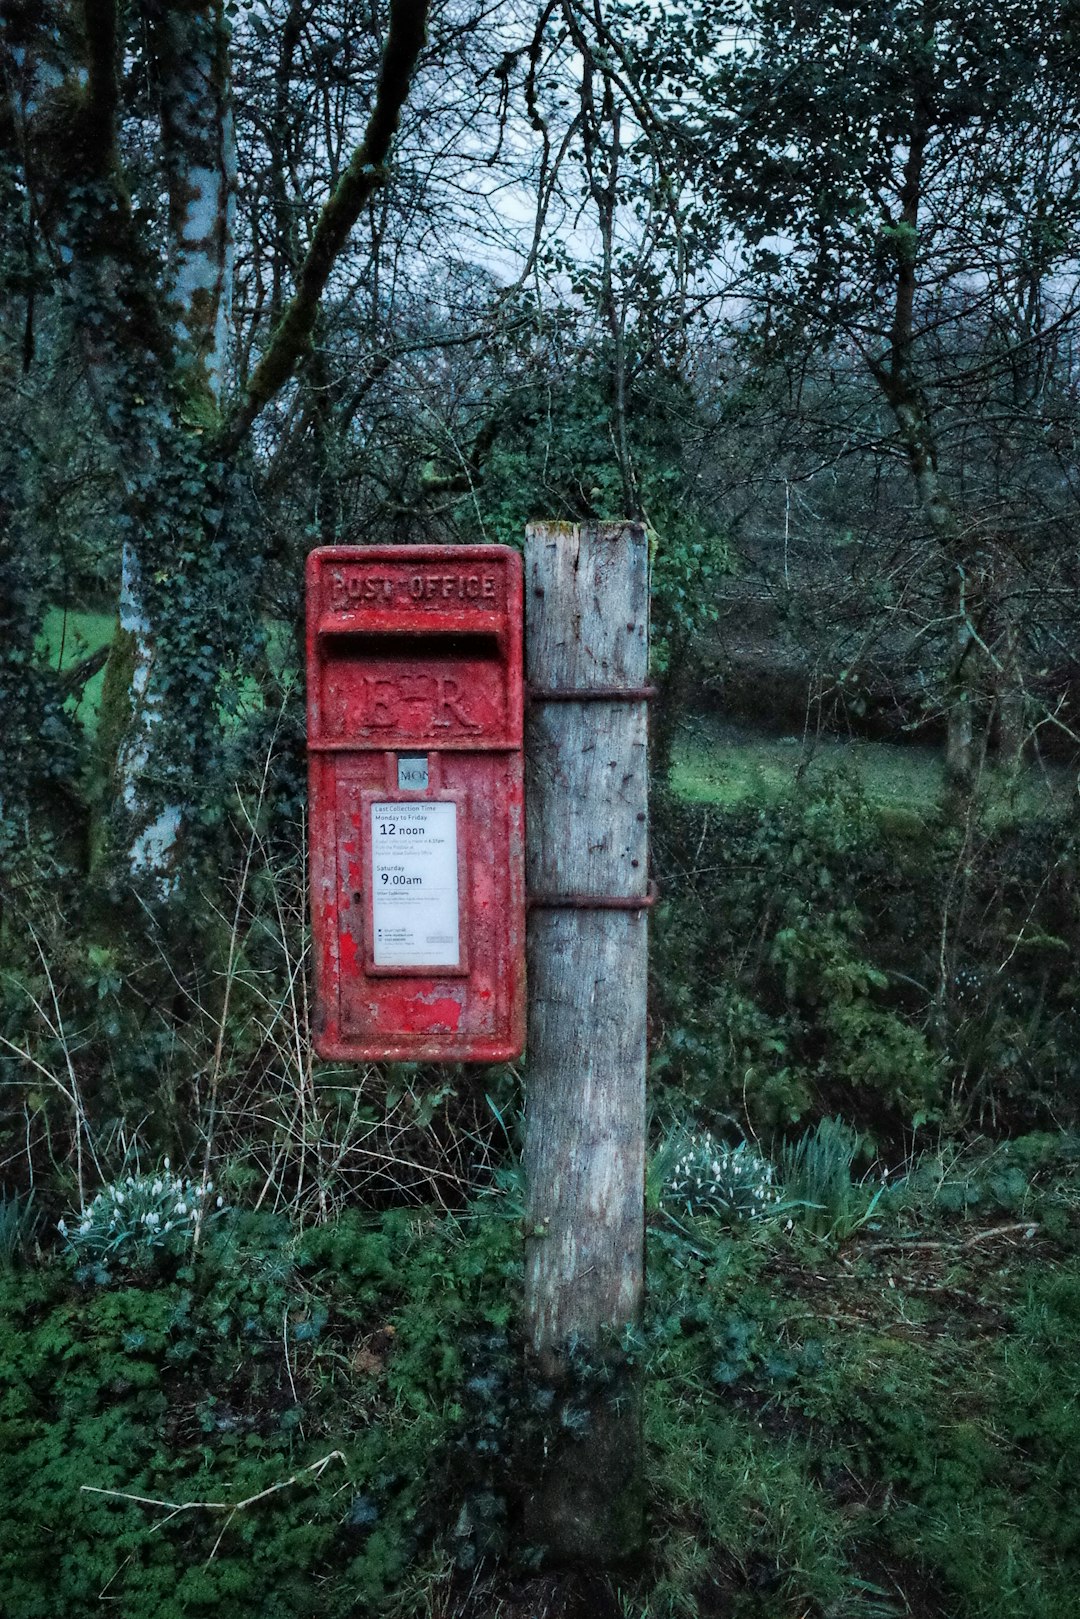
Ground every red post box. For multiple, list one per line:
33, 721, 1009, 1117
306, 545, 525, 1062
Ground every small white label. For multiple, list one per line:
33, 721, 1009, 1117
370, 801, 460, 968
397, 754, 429, 791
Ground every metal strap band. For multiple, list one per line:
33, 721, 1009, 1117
526, 684, 657, 702
307, 740, 520, 752
528, 879, 658, 912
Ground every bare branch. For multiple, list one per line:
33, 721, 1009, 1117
223, 0, 430, 450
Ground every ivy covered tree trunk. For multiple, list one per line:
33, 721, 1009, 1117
150, 0, 237, 407
994, 571, 1026, 772
5, 0, 429, 894
3, 1, 234, 886
106, 0, 237, 882
945, 621, 976, 793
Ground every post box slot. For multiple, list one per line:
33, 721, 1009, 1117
317, 608, 505, 639
319, 631, 502, 661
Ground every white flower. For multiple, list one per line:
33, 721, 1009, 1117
163, 1157, 170, 1170
216, 1196, 224, 1209
57, 1219, 67, 1236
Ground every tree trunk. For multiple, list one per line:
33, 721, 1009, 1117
15, 0, 429, 892
150, 0, 237, 407
945, 610, 975, 796
12, 2, 238, 888
889, 397, 981, 801
99, 1, 238, 882
995, 580, 1026, 771
523, 519, 649, 1563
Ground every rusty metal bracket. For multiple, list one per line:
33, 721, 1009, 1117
526, 683, 658, 703
528, 879, 659, 912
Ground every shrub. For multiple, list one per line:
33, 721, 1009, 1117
779, 1116, 883, 1240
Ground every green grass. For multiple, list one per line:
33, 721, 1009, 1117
637, 1147, 1080, 1619
37, 605, 115, 726
670, 713, 1075, 822
34, 608, 300, 734
32, 614, 1078, 829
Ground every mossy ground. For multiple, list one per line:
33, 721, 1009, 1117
635, 1168, 1080, 1619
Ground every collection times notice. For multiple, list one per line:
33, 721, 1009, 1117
370, 801, 460, 967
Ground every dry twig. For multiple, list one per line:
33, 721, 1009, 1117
80, 1450, 347, 1564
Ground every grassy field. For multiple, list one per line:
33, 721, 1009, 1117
36, 608, 298, 732
37, 605, 114, 725
671, 713, 1076, 821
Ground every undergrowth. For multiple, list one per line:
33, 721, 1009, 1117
651, 773, 1080, 1142
3, 1145, 1080, 1618
0, 1198, 523, 1619
2, 748, 1079, 1617
638, 1172, 1080, 1619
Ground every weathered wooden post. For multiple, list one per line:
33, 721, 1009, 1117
523, 520, 650, 1562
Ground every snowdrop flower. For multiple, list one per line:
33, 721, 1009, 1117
661, 1129, 781, 1225
58, 1161, 229, 1268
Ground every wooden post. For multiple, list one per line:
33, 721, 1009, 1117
523, 520, 649, 1563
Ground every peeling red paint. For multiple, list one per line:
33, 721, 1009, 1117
306, 546, 525, 1063
390, 994, 463, 1032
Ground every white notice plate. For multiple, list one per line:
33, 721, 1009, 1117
370, 801, 460, 968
